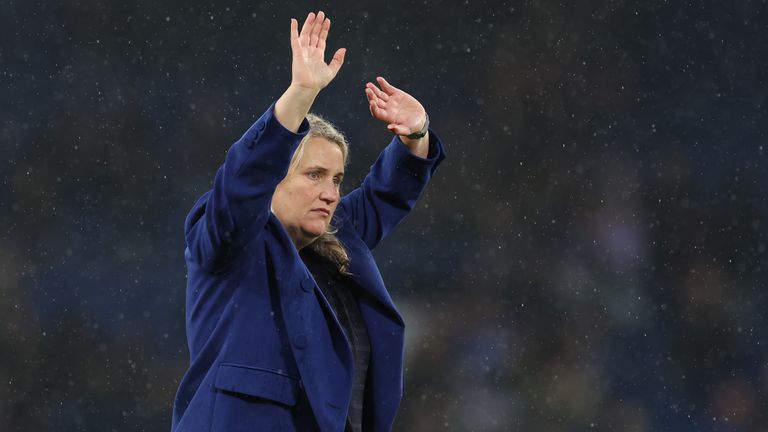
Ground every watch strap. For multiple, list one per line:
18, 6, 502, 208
404, 113, 429, 139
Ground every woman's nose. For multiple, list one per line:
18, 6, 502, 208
319, 183, 338, 203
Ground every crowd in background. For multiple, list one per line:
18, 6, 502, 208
2, 1, 767, 430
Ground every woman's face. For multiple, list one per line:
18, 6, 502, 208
272, 137, 345, 249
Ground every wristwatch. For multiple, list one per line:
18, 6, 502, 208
404, 114, 429, 139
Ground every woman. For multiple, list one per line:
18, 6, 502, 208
172, 11, 445, 432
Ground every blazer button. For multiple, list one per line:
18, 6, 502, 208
294, 334, 308, 349
301, 278, 314, 293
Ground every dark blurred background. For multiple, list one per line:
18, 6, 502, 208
2, 0, 767, 430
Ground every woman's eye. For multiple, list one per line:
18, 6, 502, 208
307, 172, 319, 180
333, 177, 342, 186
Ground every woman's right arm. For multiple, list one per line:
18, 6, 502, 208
275, 11, 346, 131
185, 11, 345, 272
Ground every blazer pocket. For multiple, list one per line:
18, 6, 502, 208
214, 363, 301, 407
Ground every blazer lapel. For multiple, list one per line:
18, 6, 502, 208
340, 231, 406, 430
266, 217, 352, 432
266, 216, 406, 431
341, 233, 404, 326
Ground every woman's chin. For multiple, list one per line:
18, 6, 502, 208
301, 224, 328, 240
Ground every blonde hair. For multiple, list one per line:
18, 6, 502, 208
290, 114, 351, 275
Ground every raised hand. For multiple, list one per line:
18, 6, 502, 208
365, 77, 427, 137
275, 11, 345, 132
290, 11, 346, 91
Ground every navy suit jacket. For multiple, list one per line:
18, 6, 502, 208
171, 103, 445, 432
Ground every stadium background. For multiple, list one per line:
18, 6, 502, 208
2, 1, 767, 430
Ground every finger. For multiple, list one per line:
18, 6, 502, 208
289, 18, 300, 53
318, 18, 330, 52
328, 47, 346, 76
299, 12, 315, 44
388, 124, 409, 135
365, 87, 377, 103
365, 91, 383, 116
310, 11, 325, 48
365, 83, 386, 102
366, 87, 386, 107
368, 82, 390, 101
371, 104, 389, 120
365, 88, 387, 112
365, 86, 380, 104
377, 76, 398, 95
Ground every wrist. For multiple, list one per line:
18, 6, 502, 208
287, 83, 322, 98
398, 131, 430, 158
275, 85, 320, 132
401, 113, 429, 140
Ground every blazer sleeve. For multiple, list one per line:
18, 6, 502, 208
337, 130, 446, 250
184, 103, 310, 272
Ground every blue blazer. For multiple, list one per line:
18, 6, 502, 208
171, 103, 445, 432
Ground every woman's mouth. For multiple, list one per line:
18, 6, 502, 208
311, 208, 331, 217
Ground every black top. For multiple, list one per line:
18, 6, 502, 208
300, 248, 371, 432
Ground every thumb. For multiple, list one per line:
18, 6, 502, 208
387, 124, 409, 135
328, 48, 346, 76
289, 19, 300, 54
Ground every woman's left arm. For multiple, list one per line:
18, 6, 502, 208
365, 77, 430, 158
337, 77, 446, 250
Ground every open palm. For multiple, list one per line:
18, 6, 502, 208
365, 77, 427, 136
290, 11, 346, 91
